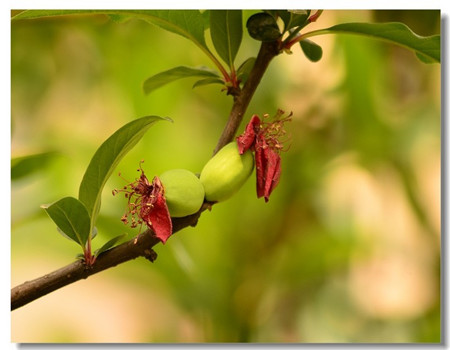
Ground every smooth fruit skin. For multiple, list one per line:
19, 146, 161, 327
200, 142, 254, 202
159, 169, 205, 217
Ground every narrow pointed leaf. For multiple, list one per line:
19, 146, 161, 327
94, 233, 127, 257
300, 39, 323, 62
306, 22, 440, 63
143, 66, 220, 94
11, 151, 58, 180
236, 57, 256, 84
42, 197, 91, 247
287, 10, 311, 30
210, 10, 243, 68
268, 10, 310, 32
192, 77, 224, 89
78, 116, 172, 230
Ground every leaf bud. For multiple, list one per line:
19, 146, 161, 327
246, 12, 282, 42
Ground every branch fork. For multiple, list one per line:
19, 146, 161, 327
11, 40, 281, 311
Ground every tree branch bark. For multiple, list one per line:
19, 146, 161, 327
11, 40, 281, 311
213, 41, 280, 154
11, 205, 207, 310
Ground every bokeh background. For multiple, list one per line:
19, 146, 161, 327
11, 10, 441, 342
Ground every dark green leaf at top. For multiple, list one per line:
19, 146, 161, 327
141, 10, 208, 48
246, 12, 281, 42
107, 14, 131, 23
300, 39, 323, 62
200, 10, 211, 30
13, 10, 211, 59
210, 10, 243, 69
42, 197, 91, 247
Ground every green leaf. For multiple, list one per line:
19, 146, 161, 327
94, 233, 127, 257
415, 52, 436, 63
305, 22, 440, 63
201, 10, 211, 30
12, 10, 212, 60
13, 10, 230, 86
58, 226, 97, 244
41, 197, 91, 247
12, 9, 98, 20
78, 116, 172, 230
142, 10, 207, 47
287, 10, 311, 30
11, 151, 58, 180
107, 14, 132, 23
246, 12, 282, 42
270, 10, 310, 32
192, 77, 224, 89
143, 66, 220, 94
236, 57, 256, 84
210, 10, 243, 68
300, 39, 323, 62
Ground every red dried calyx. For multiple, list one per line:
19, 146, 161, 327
113, 161, 172, 244
236, 110, 292, 202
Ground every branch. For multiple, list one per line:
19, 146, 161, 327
11, 231, 159, 311
11, 40, 281, 311
11, 205, 206, 310
213, 41, 280, 154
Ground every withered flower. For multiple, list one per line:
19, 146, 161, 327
113, 162, 172, 243
236, 110, 291, 202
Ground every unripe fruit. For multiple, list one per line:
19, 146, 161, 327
200, 142, 254, 202
159, 169, 205, 217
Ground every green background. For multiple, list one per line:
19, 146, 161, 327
11, 10, 440, 342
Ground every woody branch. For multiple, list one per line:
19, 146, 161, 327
11, 40, 280, 311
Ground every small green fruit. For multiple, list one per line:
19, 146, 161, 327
200, 142, 254, 202
159, 169, 205, 217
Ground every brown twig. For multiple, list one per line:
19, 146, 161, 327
213, 41, 280, 154
11, 40, 281, 311
11, 230, 159, 311
11, 206, 206, 310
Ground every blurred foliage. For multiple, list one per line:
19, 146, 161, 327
11, 10, 440, 343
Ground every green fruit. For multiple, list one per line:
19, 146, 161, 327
200, 142, 254, 202
159, 169, 205, 217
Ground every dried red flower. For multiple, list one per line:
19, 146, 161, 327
236, 110, 291, 202
113, 162, 172, 244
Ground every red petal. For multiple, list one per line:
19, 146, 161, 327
148, 193, 172, 243
255, 135, 268, 199
143, 177, 173, 244
236, 115, 261, 154
254, 135, 281, 202
263, 148, 281, 202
